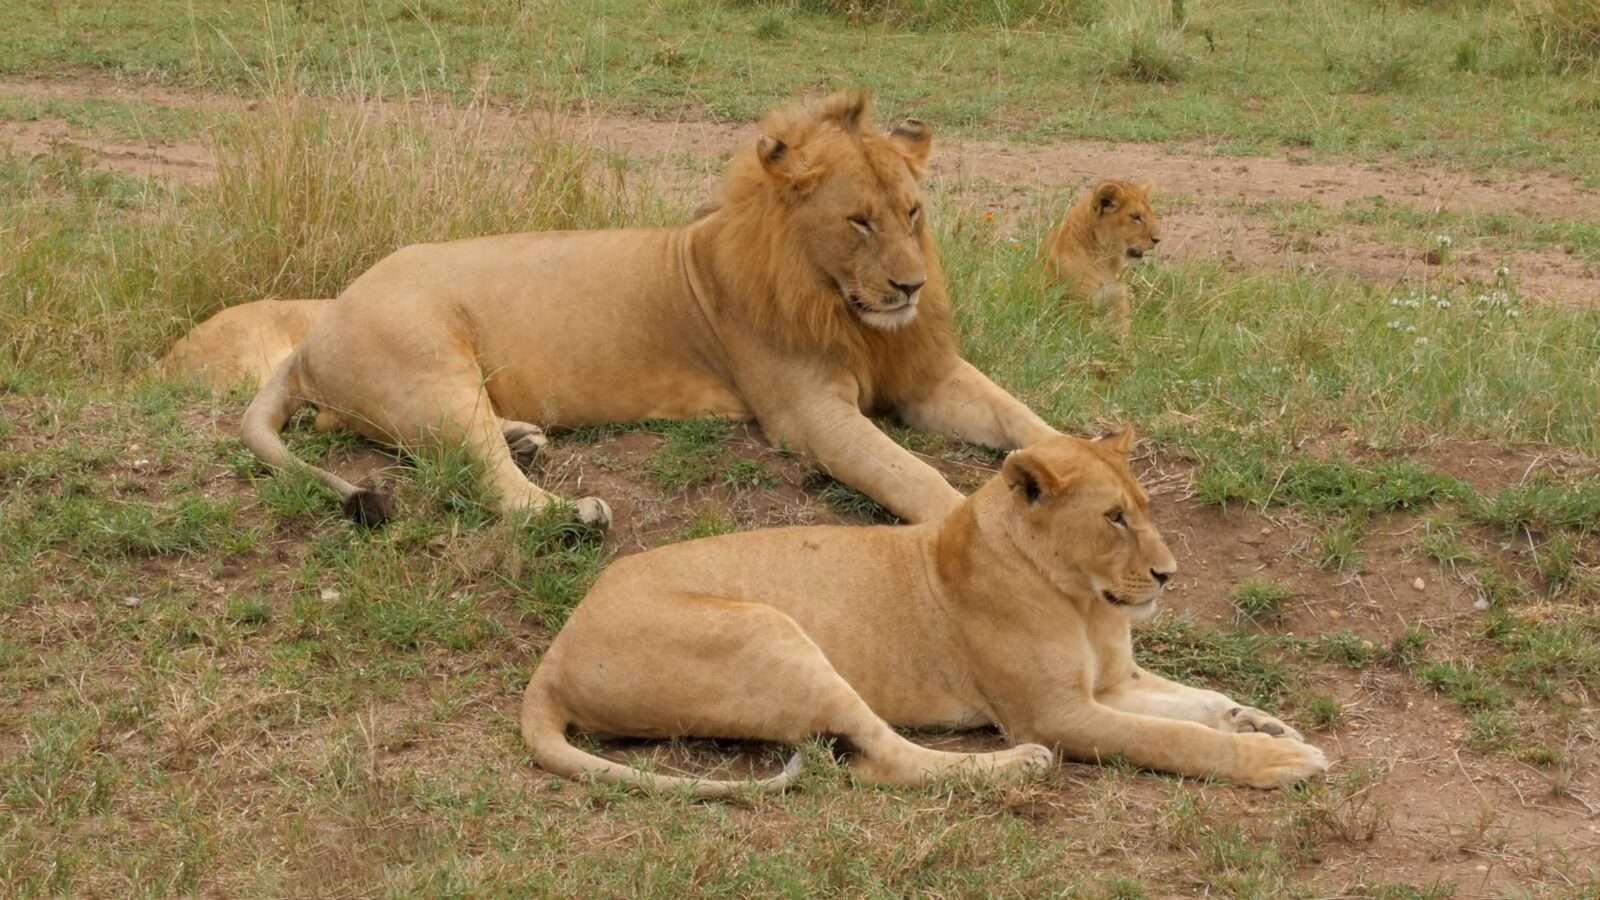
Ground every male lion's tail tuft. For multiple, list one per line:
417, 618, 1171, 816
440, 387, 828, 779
341, 488, 393, 528
521, 680, 805, 799
242, 352, 391, 525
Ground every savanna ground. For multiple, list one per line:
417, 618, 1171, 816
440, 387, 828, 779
3, 0, 1600, 896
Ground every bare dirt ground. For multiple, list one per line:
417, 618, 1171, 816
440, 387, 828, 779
2, 74, 1596, 307
5, 74, 1598, 895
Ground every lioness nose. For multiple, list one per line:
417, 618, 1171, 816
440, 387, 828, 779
890, 279, 924, 300
1151, 569, 1171, 586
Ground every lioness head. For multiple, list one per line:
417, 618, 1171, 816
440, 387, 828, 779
1089, 180, 1161, 262
741, 91, 934, 332
1000, 431, 1177, 622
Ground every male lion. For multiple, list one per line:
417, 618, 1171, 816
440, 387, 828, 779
242, 91, 1057, 528
1041, 180, 1162, 337
158, 299, 328, 392
521, 432, 1328, 796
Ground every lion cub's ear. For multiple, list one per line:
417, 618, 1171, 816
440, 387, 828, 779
1099, 427, 1136, 455
1003, 448, 1075, 505
1093, 181, 1126, 215
889, 119, 933, 179
757, 136, 821, 194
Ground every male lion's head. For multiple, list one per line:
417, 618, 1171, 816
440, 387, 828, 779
1087, 180, 1161, 262
719, 90, 936, 333
999, 432, 1177, 622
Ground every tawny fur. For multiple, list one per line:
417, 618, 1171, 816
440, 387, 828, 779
522, 433, 1329, 796
239, 90, 1058, 529
1041, 180, 1162, 336
158, 299, 328, 391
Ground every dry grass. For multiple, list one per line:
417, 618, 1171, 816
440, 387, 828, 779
0, 91, 647, 378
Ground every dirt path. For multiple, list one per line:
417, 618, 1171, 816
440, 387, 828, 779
2, 74, 1595, 306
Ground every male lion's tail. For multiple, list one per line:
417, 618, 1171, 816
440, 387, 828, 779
520, 681, 805, 799
241, 353, 392, 527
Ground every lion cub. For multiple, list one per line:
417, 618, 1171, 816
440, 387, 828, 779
521, 432, 1327, 796
1041, 180, 1162, 336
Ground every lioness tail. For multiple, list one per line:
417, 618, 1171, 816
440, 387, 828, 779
520, 683, 804, 799
241, 353, 391, 526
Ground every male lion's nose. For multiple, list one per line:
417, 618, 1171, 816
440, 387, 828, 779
889, 279, 924, 301
1151, 569, 1172, 586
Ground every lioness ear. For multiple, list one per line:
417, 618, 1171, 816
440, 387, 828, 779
1100, 427, 1136, 456
889, 119, 933, 179
1094, 182, 1123, 215
1134, 180, 1155, 198
1002, 449, 1073, 505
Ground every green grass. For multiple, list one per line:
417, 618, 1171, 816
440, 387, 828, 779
1136, 616, 1293, 711
2, 0, 1599, 181
1229, 580, 1291, 625
644, 420, 729, 490
0, 94, 214, 142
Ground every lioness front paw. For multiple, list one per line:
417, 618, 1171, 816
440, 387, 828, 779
575, 496, 612, 531
1223, 705, 1304, 742
1008, 742, 1055, 773
1234, 733, 1328, 789
502, 422, 549, 472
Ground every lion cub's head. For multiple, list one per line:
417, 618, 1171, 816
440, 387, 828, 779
720, 90, 935, 333
999, 432, 1177, 621
1086, 180, 1161, 262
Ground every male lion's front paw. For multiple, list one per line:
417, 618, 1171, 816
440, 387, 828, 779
1234, 733, 1328, 789
1223, 705, 1304, 742
575, 496, 612, 531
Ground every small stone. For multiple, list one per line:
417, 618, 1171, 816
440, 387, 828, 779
1327, 609, 1343, 621
1259, 527, 1271, 535
1411, 577, 1426, 592
1473, 597, 1491, 611
319, 587, 342, 602
121, 595, 141, 608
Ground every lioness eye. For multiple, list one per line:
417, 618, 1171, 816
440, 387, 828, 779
1131, 214, 1143, 223
849, 216, 874, 234
908, 204, 921, 222
1107, 509, 1127, 527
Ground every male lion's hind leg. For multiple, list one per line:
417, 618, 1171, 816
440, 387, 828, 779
403, 385, 610, 530
500, 420, 549, 472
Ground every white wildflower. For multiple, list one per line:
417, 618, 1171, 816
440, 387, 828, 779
1435, 299, 1451, 309
1435, 234, 1453, 248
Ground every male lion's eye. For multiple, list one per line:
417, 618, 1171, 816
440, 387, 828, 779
1107, 509, 1127, 527
848, 216, 874, 234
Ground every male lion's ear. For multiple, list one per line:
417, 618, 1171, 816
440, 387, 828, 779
1100, 427, 1137, 456
756, 135, 819, 192
1002, 449, 1073, 505
817, 89, 871, 133
889, 119, 933, 178
1094, 181, 1123, 215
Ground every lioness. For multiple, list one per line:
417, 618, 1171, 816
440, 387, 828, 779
521, 432, 1329, 796
242, 90, 1057, 529
1041, 180, 1162, 336
158, 299, 328, 392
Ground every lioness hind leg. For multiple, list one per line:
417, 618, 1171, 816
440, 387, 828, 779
559, 596, 1050, 788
